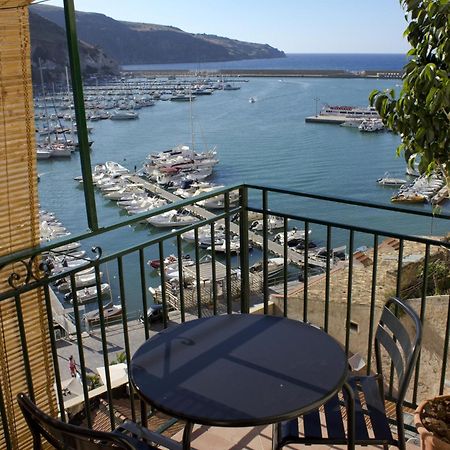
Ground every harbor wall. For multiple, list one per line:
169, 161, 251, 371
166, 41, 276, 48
122, 69, 403, 79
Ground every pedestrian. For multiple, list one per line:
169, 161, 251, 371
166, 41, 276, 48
69, 355, 76, 377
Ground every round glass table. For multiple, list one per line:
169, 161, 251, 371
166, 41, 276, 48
130, 314, 348, 449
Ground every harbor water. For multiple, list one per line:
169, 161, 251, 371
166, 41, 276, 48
37, 76, 448, 317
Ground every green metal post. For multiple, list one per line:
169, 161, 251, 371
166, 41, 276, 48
239, 187, 250, 313
63, 0, 98, 230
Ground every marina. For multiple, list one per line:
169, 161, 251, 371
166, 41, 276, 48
37, 75, 449, 321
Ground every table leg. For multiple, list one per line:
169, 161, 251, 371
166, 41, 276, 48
182, 422, 193, 450
272, 423, 279, 450
140, 400, 148, 428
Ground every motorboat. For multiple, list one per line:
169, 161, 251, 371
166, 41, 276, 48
56, 271, 102, 293
83, 302, 122, 325
207, 236, 252, 254
139, 304, 165, 324
359, 119, 384, 132
273, 228, 311, 246
250, 257, 285, 279
377, 174, 407, 186
391, 192, 427, 203
147, 211, 200, 228
65, 283, 111, 304
110, 111, 139, 120
250, 215, 285, 232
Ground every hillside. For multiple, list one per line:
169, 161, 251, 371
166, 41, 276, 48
30, 4, 285, 65
29, 11, 119, 82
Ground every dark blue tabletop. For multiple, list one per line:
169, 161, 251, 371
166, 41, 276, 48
130, 314, 347, 427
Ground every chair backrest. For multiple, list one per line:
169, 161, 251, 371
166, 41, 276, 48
374, 297, 422, 402
17, 393, 144, 450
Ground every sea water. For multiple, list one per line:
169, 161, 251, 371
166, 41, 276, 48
37, 75, 448, 316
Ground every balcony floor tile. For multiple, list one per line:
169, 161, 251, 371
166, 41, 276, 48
172, 424, 420, 450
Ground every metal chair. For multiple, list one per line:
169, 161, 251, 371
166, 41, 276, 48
274, 297, 422, 450
17, 393, 181, 450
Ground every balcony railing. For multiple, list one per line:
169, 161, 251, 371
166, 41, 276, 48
0, 183, 449, 444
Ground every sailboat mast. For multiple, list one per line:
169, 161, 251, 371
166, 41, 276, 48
39, 58, 51, 142
189, 89, 195, 151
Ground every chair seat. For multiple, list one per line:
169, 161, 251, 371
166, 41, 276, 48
278, 375, 395, 447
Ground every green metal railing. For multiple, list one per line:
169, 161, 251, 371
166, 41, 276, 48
0, 184, 449, 443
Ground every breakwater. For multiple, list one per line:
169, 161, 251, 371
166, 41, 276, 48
122, 69, 403, 79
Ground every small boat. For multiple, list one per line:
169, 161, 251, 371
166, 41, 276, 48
65, 283, 111, 304
110, 111, 139, 120
359, 119, 384, 132
139, 304, 165, 324
250, 257, 285, 279
431, 186, 449, 205
377, 173, 407, 186
147, 211, 200, 228
56, 271, 102, 293
249, 97, 256, 103
83, 302, 122, 325
250, 215, 285, 232
391, 193, 427, 203
340, 119, 364, 128
223, 83, 240, 91
273, 228, 311, 246
51, 242, 81, 253
148, 254, 179, 269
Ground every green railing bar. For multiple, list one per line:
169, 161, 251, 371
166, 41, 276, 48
43, 285, 66, 423
366, 234, 379, 375
14, 294, 34, 401
117, 256, 136, 422
224, 193, 232, 314
247, 207, 450, 250
303, 221, 309, 322
344, 230, 354, 355
0, 210, 241, 303
69, 274, 92, 428
439, 295, 450, 395
194, 228, 202, 318
158, 242, 168, 329
94, 265, 115, 429
139, 249, 149, 340
283, 217, 288, 317
210, 223, 218, 316
239, 186, 250, 314
0, 184, 243, 268
262, 190, 269, 314
176, 235, 185, 322
412, 243, 429, 404
396, 239, 404, 297
63, 0, 98, 230
324, 225, 332, 332
246, 184, 450, 220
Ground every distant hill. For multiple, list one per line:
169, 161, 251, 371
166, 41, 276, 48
29, 11, 119, 82
30, 4, 285, 65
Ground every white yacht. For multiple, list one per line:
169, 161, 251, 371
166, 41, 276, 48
110, 111, 139, 120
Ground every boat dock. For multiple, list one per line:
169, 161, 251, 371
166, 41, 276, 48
128, 175, 326, 269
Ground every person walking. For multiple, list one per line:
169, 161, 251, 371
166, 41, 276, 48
69, 355, 76, 377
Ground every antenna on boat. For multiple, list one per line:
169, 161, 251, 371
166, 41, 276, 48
314, 96, 320, 117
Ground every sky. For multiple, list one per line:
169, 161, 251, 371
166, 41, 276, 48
41, 0, 410, 54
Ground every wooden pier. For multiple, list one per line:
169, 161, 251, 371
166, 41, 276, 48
128, 175, 326, 269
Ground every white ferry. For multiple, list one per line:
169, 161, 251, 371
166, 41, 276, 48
320, 105, 380, 119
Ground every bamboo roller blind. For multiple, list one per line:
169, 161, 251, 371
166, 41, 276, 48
0, 1, 57, 449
